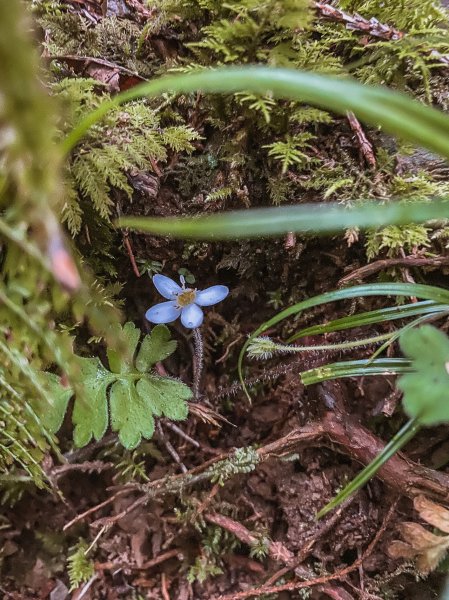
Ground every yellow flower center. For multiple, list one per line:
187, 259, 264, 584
176, 289, 196, 308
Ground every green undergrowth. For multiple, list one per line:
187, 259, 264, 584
3, 1, 449, 594
33, 0, 449, 267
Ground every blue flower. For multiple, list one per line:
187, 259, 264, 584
145, 274, 229, 329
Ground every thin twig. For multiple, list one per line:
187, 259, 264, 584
161, 572, 171, 600
95, 548, 182, 571
315, 2, 449, 68
63, 489, 129, 531
163, 421, 201, 448
123, 233, 141, 278
339, 255, 449, 285
157, 422, 188, 473
347, 111, 376, 168
315, 2, 403, 40
217, 499, 398, 600
51, 461, 114, 480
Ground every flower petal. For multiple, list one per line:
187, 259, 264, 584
195, 285, 229, 306
181, 304, 204, 329
153, 274, 182, 299
145, 301, 180, 324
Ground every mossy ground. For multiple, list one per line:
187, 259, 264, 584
2, 0, 449, 597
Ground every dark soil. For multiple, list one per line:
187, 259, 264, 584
3, 1, 449, 599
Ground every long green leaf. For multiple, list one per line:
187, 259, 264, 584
239, 283, 449, 400
65, 67, 449, 158
118, 200, 449, 239
287, 301, 448, 341
300, 358, 413, 385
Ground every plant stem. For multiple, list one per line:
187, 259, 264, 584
192, 327, 204, 400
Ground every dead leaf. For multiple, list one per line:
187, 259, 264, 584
388, 495, 449, 573
414, 495, 449, 534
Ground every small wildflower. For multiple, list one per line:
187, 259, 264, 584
145, 274, 229, 329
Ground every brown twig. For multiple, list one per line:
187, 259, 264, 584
46, 54, 146, 80
216, 334, 244, 364
314, 2, 449, 68
157, 422, 188, 473
315, 2, 403, 40
163, 421, 201, 449
95, 548, 182, 572
346, 111, 376, 168
161, 572, 171, 600
63, 490, 129, 531
217, 499, 398, 600
194, 483, 220, 518
339, 255, 449, 285
123, 233, 141, 278
51, 460, 114, 480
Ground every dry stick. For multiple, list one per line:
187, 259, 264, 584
63, 490, 130, 531
64, 403, 449, 531
339, 255, 449, 285
51, 461, 114, 480
157, 422, 188, 473
161, 572, 171, 600
314, 2, 403, 40
264, 494, 359, 587
163, 421, 201, 449
46, 55, 146, 80
346, 111, 376, 168
123, 233, 141, 278
314, 2, 449, 66
95, 548, 182, 572
217, 499, 398, 600
204, 512, 306, 579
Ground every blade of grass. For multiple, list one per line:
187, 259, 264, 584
64, 67, 449, 159
367, 309, 449, 363
118, 199, 449, 240
316, 417, 420, 519
239, 283, 449, 400
287, 301, 448, 341
300, 358, 413, 385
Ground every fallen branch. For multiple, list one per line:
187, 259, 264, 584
314, 2, 449, 68
339, 255, 449, 285
217, 499, 398, 600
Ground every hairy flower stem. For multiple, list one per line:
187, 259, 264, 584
192, 327, 204, 400
248, 332, 394, 360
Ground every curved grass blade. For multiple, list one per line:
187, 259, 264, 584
287, 301, 448, 342
316, 417, 420, 519
119, 199, 449, 240
65, 66, 449, 158
239, 283, 449, 400
300, 358, 413, 385
367, 309, 449, 363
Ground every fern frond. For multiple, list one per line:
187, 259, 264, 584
264, 133, 316, 173
67, 540, 95, 591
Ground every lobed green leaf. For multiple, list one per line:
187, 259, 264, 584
399, 325, 449, 425
37, 323, 191, 450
